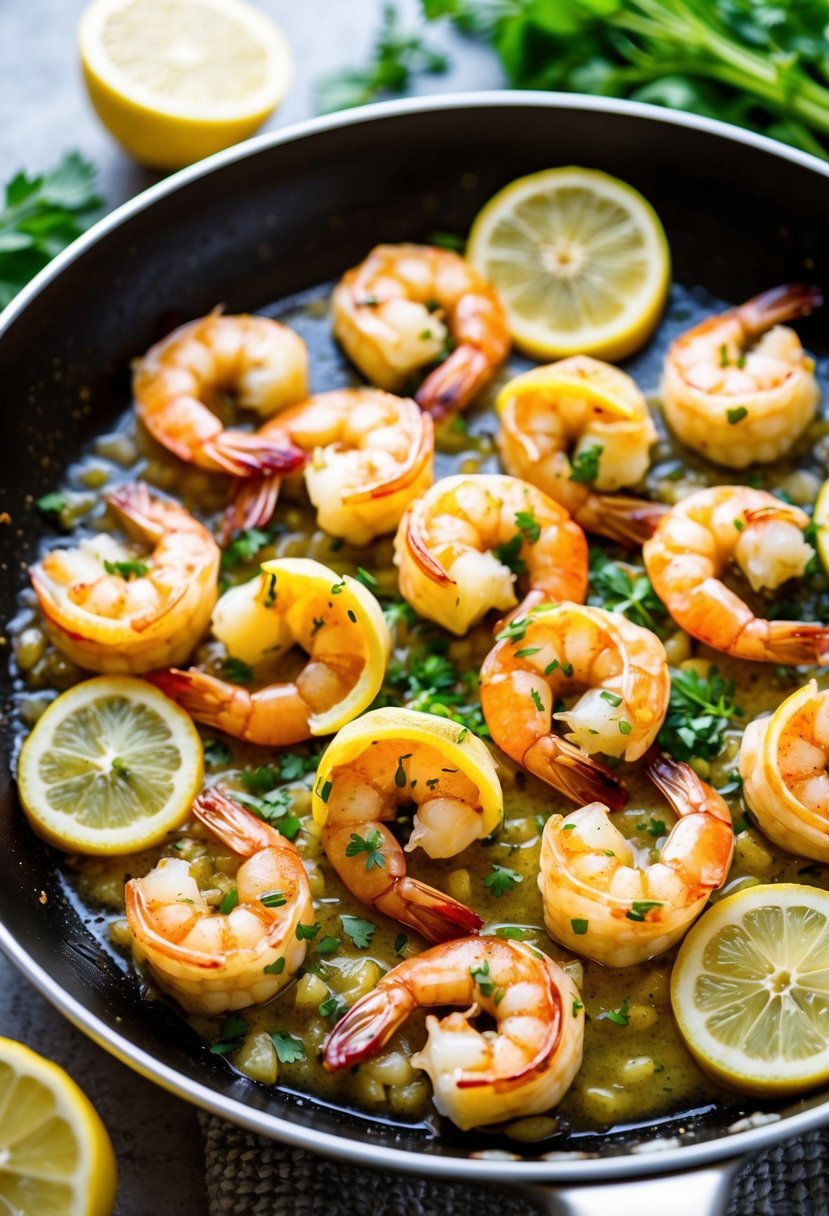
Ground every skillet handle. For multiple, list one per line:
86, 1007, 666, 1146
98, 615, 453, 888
523, 1157, 744, 1216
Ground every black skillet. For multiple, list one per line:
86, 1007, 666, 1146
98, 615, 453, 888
1, 94, 828, 1216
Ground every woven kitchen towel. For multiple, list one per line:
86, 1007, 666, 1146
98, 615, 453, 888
201, 1114, 829, 1216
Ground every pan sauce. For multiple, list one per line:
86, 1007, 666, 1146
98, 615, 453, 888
11, 279, 829, 1138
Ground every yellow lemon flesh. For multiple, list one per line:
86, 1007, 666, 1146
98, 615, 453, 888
812, 476, 829, 574
468, 166, 670, 361
671, 883, 829, 1095
79, 0, 292, 168
17, 676, 203, 854
312, 705, 502, 836
0, 1037, 117, 1216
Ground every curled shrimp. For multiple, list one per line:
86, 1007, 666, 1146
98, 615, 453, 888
643, 485, 829, 664
739, 680, 829, 863
496, 357, 665, 545
323, 936, 584, 1130
125, 789, 314, 1015
331, 243, 510, 419
133, 312, 309, 476
393, 474, 588, 635
539, 751, 734, 967
31, 483, 220, 674
662, 284, 822, 467
480, 602, 670, 810
226, 388, 434, 544
312, 707, 502, 942
149, 558, 391, 745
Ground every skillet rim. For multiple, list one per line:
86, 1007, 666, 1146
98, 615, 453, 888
2, 89, 829, 1182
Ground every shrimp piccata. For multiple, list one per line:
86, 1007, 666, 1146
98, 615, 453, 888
331, 243, 510, 418
150, 558, 390, 745
740, 681, 829, 863
125, 789, 314, 1015
496, 356, 665, 545
539, 751, 734, 966
394, 474, 588, 635
312, 707, 502, 942
323, 937, 584, 1129
643, 485, 829, 664
227, 388, 434, 544
133, 312, 309, 476
31, 483, 220, 673
480, 601, 670, 809
662, 284, 822, 467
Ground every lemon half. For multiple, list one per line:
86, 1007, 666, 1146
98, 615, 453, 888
17, 676, 203, 854
468, 166, 670, 361
0, 1037, 117, 1216
79, 0, 292, 168
671, 883, 829, 1095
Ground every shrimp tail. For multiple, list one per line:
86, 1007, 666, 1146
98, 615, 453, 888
523, 734, 628, 811
106, 481, 161, 542
222, 473, 282, 542
646, 749, 734, 889
738, 283, 823, 336
324, 981, 416, 1070
584, 495, 668, 546
735, 620, 829, 666
202, 430, 307, 478
193, 787, 278, 855
147, 668, 247, 732
376, 877, 483, 943
417, 345, 491, 420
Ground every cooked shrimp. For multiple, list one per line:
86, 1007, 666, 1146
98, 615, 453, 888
539, 751, 734, 966
662, 284, 822, 467
323, 936, 584, 1130
133, 312, 309, 476
149, 558, 391, 745
740, 680, 829, 863
480, 601, 669, 810
226, 388, 434, 544
393, 474, 588, 635
643, 485, 829, 664
30, 483, 220, 674
331, 243, 510, 418
496, 356, 665, 545
125, 789, 314, 1015
312, 707, 502, 942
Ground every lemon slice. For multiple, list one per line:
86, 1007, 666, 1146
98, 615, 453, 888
812, 477, 829, 574
79, 0, 292, 168
468, 167, 670, 361
312, 706, 502, 835
17, 676, 203, 854
671, 883, 829, 1095
0, 1037, 117, 1216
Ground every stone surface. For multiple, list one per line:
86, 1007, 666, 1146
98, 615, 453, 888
0, 3, 498, 1213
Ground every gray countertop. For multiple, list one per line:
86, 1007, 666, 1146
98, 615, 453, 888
0, 3, 500, 1213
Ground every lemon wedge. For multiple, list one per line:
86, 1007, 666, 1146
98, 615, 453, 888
79, 0, 292, 168
468, 167, 670, 361
0, 1037, 117, 1216
17, 676, 203, 854
312, 706, 503, 836
671, 883, 829, 1095
812, 477, 829, 574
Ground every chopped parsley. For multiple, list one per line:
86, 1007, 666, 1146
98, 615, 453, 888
221, 657, 254, 684
494, 925, 535, 941
598, 999, 630, 1027
104, 558, 149, 579
260, 890, 288, 909
270, 1032, 305, 1064
495, 615, 529, 643
219, 889, 239, 915
356, 566, 378, 588
483, 864, 523, 897
316, 778, 333, 803
394, 933, 410, 957
625, 900, 664, 922
530, 688, 544, 712
726, 406, 749, 424
599, 690, 623, 707
394, 753, 412, 788
220, 527, 271, 571
515, 509, 541, 544
296, 922, 321, 941
618, 719, 632, 735
515, 646, 541, 659
340, 915, 376, 949
36, 491, 68, 520
319, 996, 341, 1019
657, 665, 743, 761
110, 756, 130, 779
569, 443, 603, 484
637, 818, 667, 838
316, 936, 342, 956
210, 1014, 248, 1055
570, 918, 589, 935
203, 739, 232, 767
572, 999, 584, 1016
263, 573, 277, 608
345, 829, 386, 869
263, 956, 286, 975
588, 548, 668, 634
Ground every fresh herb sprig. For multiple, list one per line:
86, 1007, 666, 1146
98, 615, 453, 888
657, 665, 743, 761
588, 548, 668, 635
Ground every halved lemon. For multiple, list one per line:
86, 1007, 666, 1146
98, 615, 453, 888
17, 676, 203, 854
79, 0, 292, 168
812, 477, 829, 574
671, 883, 829, 1095
468, 167, 671, 361
0, 1037, 117, 1216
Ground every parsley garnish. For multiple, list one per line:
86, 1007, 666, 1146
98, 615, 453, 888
356, 566, 378, 588
570, 918, 589, 935
345, 829, 386, 870
636, 818, 667, 838
260, 890, 287, 909
111, 756, 130, 780
483, 864, 523, 897
220, 526, 271, 571
316, 778, 333, 803
394, 933, 409, 957
569, 443, 603, 484
270, 1032, 305, 1063
625, 900, 664, 922
588, 548, 668, 634
598, 999, 630, 1027
657, 665, 743, 761
103, 559, 149, 579
515, 509, 541, 544
726, 406, 748, 424
210, 1013, 248, 1055
221, 657, 254, 684
296, 922, 321, 940
316, 936, 342, 956
599, 690, 623, 707
341, 915, 376, 948
263, 956, 286, 975
219, 889, 239, 915
494, 926, 535, 941
203, 739, 232, 767
394, 753, 412, 788
36, 491, 68, 521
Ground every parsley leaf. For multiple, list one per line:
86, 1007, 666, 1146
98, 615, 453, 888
569, 443, 603, 484
588, 548, 668, 634
657, 665, 743, 761
103, 559, 150, 579
210, 1013, 248, 1055
270, 1032, 305, 1063
221, 657, 254, 684
483, 864, 523, 897
203, 739, 232, 767
345, 829, 386, 870
220, 527, 272, 572
340, 915, 376, 949
598, 998, 630, 1027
